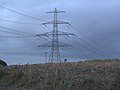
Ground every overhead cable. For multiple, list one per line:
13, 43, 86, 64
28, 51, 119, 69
0, 25, 35, 35
0, 19, 41, 25
0, 5, 45, 21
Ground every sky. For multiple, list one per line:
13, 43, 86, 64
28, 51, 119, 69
0, 0, 120, 65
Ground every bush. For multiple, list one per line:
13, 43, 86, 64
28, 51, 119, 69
0, 59, 7, 66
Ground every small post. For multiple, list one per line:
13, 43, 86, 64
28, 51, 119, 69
64, 59, 67, 62
45, 52, 48, 63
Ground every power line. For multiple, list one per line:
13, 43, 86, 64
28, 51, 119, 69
60, 47, 82, 59
75, 36, 106, 55
0, 5, 45, 21
71, 25, 118, 58
70, 36, 114, 59
0, 35, 35, 38
0, 25, 35, 35
0, 19, 41, 25
0, 29, 25, 35
66, 36, 108, 59
66, 36, 116, 59
0, 42, 40, 51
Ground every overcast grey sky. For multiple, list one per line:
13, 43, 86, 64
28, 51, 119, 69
0, 0, 120, 65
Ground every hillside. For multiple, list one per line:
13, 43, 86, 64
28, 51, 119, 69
0, 60, 120, 90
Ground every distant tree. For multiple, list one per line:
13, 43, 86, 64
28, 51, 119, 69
0, 59, 7, 66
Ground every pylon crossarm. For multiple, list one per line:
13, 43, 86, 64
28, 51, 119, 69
36, 31, 75, 37
42, 21, 71, 25
57, 31, 75, 36
38, 45, 51, 47
38, 42, 51, 47
46, 11, 65, 13
35, 31, 53, 37
38, 41, 72, 47
59, 42, 73, 47
41, 21, 54, 25
56, 21, 71, 25
59, 45, 72, 47
46, 8, 65, 13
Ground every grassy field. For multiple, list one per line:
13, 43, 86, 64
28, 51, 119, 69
0, 60, 120, 90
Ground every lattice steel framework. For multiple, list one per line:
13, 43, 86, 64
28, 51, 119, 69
36, 8, 75, 63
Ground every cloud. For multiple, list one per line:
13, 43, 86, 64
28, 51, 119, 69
0, 0, 120, 64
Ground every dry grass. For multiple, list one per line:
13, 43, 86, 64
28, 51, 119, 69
0, 60, 120, 90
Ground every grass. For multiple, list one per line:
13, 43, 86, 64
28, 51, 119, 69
0, 60, 120, 90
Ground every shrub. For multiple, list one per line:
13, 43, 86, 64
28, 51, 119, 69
0, 59, 7, 66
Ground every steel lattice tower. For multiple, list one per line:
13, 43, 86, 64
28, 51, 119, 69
36, 8, 75, 63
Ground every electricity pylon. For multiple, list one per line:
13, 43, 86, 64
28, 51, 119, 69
36, 8, 75, 63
